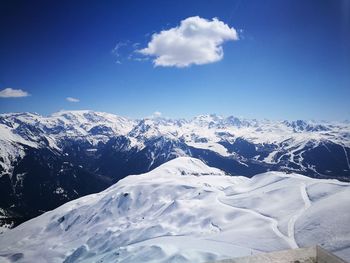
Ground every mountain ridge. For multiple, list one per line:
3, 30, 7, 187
0, 110, 349, 227
0, 157, 349, 263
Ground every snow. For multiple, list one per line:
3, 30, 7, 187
0, 111, 138, 177
0, 125, 38, 177
1, 111, 350, 178
0, 157, 349, 263
125, 115, 350, 164
186, 142, 230, 156
54, 187, 65, 194
264, 150, 278, 164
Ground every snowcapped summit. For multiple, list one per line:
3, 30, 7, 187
147, 157, 226, 177
0, 110, 349, 231
0, 157, 349, 263
192, 113, 224, 126
49, 110, 135, 135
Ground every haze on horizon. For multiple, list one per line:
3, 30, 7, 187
0, 0, 349, 120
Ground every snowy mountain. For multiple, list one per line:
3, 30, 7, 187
0, 157, 349, 263
0, 110, 349, 227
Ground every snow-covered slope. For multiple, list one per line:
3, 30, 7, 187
0, 110, 136, 175
0, 157, 349, 263
0, 110, 349, 229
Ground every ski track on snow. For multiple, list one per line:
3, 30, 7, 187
1, 157, 350, 263
217, 190, 296, 249
217, 181, 313, 250
287, 182, 312, 248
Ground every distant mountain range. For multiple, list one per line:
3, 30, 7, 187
1, 157, 349, 262
0, 110, 349, 227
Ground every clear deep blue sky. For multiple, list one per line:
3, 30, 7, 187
0, 0, 349, 120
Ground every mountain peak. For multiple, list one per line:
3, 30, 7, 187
1, 157, 349, 263
150, 157, 226, 176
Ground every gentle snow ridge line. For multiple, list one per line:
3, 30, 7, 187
0, 159, 349, 262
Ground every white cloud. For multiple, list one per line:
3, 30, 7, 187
153, 111, 162, 117
138, 16, 238, 67
0, 88, 30, 98
66, 97, 80, 103
147, 111, 162, 119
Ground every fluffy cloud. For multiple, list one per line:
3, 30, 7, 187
139, 16, 238, 67
66, 97, 80, 103
0, 88, 30, 98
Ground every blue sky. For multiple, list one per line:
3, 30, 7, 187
0, 0, 349, 120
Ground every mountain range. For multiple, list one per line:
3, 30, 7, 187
0, 110, 349, 227
0, 157, 349, 262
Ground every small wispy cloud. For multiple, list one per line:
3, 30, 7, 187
132, 42, 140, 49
112, 40, 150, 64
146, 111, 163, 119
132, 57, 149, 62
0, 88, 30, 98
66, 97, 80, 103
153, 111, 162, 117
111, 41, 130, 64
112, 41, 128, 56
138, 16, 239, 67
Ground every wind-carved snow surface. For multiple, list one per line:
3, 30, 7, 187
0, 157, 349, 263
